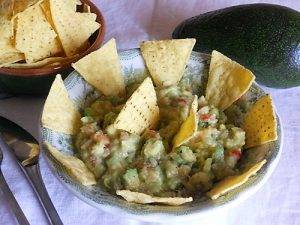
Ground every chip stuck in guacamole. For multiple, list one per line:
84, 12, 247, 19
42, 38, 277, 206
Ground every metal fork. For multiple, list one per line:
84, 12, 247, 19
0, 144, 30, 225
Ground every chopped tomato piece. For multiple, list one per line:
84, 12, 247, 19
177, 97, 188, 106
229, 149, 242, 159
199, 114, 213, 121
92, 132, 110, 146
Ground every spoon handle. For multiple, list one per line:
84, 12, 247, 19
0, 171, 30, 225
22, 164, 63, 225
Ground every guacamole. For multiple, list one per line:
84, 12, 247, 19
75, 83, 245, 197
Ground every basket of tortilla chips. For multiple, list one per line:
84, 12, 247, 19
0, 0, 104, 94
40, 38, 282, 221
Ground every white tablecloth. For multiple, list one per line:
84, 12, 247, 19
0, 1, 299, 224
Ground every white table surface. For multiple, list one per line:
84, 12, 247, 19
0, 1, 299, 224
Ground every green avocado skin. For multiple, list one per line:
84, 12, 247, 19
172, 4, 300, 88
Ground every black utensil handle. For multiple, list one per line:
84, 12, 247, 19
0, 172, 30, 225
23, 164, 63, 225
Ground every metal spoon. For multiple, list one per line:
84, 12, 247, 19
0, 139, 30, 225
0, 116, 63, 225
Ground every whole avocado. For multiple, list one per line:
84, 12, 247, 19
172, 4, 300, 88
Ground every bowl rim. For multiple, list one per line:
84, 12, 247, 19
39, 49, 283, 221
0, 0, 105, 77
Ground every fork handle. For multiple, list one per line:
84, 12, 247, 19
0, 171, 30, 225
23, 164, 63, 225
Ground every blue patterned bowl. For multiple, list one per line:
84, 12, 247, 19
40, 49, 282, 222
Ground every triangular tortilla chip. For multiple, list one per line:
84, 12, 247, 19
242, 95, 277, 148
15, 4, 62, 63
72, 38, 125, 96
140, 39, 196, 87
0, 18, 25, 65
116, 190, 192, 206
13, 0, 42, 16
49, 0, 100, 56
40, 0, 65, 52
45, 142, 96, 186
66, 0, 80, 11
0, 17, 13, 39
0, 52, 24, 66
67, 0, 82, 10
114, 77, 159, 135
80, 12, 97, 21
172, 95, 198, 148
206, 50, 255, 110
42, 74, 81, 135
207, 159, 266, 200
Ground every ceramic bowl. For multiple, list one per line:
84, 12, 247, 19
40, 49, 282, 222
0, 0, 105, 95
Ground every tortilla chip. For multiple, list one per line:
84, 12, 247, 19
0, 18, 25, 67
72, 38, 125, 96
242, 95, 277, 148
140, 39, 195, 87
206, 50, 255, 110
45, 142, 96, 186
41, 0, 84, 26
0, 18, 13, 40
66, 0, 79, 11
0, 52, 24, 66
80, 12, 97, 21
0, 18, 23, 63
71, 12, 98, 52
207, 160, 266, 200
114, 77, 159, 135
13, 0, 41, 16
116, 190, 193, 206
42, 74, 81, 135
50, 0, 100, 56
173, 95, 198, 148
71, 0, 82, 10
0, 18, 24, 65
15, 4, 62, 63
